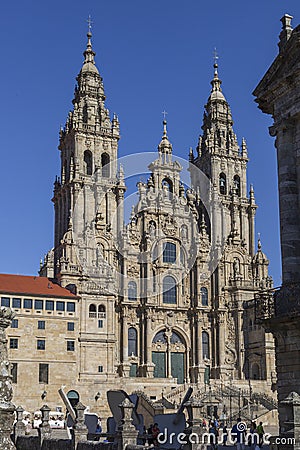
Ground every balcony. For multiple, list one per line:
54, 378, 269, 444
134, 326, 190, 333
255, 283, 300, 323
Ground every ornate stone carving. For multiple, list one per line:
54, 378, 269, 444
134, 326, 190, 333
127, 265, 139, 278
224, 313, 237, 366
0, 307, 16, 449
161, 214, 178, 236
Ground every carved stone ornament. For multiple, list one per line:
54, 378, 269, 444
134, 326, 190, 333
0, 307, 16, 449
161, 214, 178, 236
224, 312, 237, 366
127, 265, 139, 278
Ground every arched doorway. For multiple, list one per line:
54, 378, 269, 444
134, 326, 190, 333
251, 363, 260, 380
152, 329, 186, 384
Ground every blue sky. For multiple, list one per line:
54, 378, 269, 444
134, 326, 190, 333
0, 0, 299, 285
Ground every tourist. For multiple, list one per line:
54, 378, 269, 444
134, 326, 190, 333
231, 418, 246, 450
222, 424, 228, 446
256, 422, 264, 448
209, 421, 219, 450
248, 422, 257, 448
96, 416, 102, 433
147, 424, 154, 445
152, 423, 160, 447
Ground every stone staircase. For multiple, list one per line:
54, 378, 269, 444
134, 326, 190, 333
163, 382, 277, 423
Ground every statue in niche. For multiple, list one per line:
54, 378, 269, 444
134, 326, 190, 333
149, 221, 156, 238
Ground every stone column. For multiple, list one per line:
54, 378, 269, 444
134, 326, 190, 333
120, 312, 131, 377
39, 404, 51, 444
165, 329, 173, 378
218, 313, 226, 372
184, 398, 205, 450
116, 399, 138, 450
275, 120, 300, 283
73, 402, 88, 448
0, 307, 16, 450
145, 312, 154, 377
14, 407, 26, 439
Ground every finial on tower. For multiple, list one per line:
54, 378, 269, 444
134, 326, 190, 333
82, 16, 97, 71
87, 15, 93, 34
257, 232, 262, 250
158, 113, 172, 155
213, 48, 219, 77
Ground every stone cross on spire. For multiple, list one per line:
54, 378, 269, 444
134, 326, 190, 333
87, 15, 93, 33
213, 48, 219, 77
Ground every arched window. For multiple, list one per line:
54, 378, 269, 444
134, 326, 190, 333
170, 331, 184, 344
128, 327, 137, 356
251, 363, 260, 380
84, 150, 93, 175
89, 304, 97, 318
219, 173, 227, 195
162, 178, 173, 193
153, 330, 167, 343
98, 305, 106, 318
163, 242, 176, 263
201, 287, 208, 306
128, 281, 137, 301
101, 153, 110, 178
202, 331, 210, 360
163, 276, 177, 304
233, 175, 241, 196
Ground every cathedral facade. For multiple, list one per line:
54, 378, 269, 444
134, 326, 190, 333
11, 30, 275, 414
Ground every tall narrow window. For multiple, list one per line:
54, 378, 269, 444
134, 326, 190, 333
219, 173, 227, 195
84, 150, 93, 175
39, 363, 49, 384
101, 153, 110, 178
163, 242, 176, 263
233, 175, 241, 196
201, 287, 208, 306
163, 276, 177, 304
128, 327, 137, 356
128, 281, 137, 301
202, 331, 210, 360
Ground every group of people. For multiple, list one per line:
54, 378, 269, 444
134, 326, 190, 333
145, 423, 160, 447
208, 417, 265, 449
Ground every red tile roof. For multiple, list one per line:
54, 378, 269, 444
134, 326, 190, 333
0, 274, 78, 299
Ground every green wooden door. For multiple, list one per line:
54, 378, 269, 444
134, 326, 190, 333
171, 352, 184, 384
152, 352, 166, 378
204, 366, 210, 384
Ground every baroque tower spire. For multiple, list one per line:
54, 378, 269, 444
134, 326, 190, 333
50, 28, 122, 282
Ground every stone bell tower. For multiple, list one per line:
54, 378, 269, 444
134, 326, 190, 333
190, 62, 274, 382
41, 30, 126, 381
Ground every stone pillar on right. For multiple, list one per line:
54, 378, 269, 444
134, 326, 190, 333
254, 14, 300, 449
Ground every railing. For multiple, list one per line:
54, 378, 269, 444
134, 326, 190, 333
255, 283, 300, 323
164, 383, 188, 400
